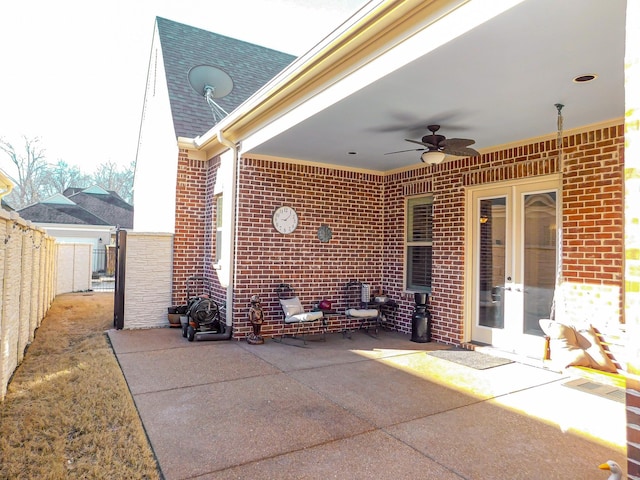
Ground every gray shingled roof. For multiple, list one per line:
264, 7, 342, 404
18, 188, 133, 228
156, 17, 297, 138
66, 191, 133, 228
1, 198, 15, 212
17, 203, 111, 226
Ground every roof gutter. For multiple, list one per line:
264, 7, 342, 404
187, 0, 468, 157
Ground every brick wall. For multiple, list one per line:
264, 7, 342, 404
172, 122, 624, 344
559, 125, 625, 330
173, 152, 231, 314
382, 125, 623, 343
625, 4, 640, 473
173, 150, 211, 305
232, 157, 384, 339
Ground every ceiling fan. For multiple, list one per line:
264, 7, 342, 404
385, 125, 480, 164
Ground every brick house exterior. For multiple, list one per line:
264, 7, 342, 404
134, 3, 637, 474
138, 10, 626, 351
172, 123, 624, 344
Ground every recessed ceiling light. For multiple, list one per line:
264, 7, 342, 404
573, 74, 598, 83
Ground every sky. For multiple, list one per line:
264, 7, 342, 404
0, 0, 368, 178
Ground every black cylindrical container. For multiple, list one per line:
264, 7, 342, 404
410, 293, 431, 342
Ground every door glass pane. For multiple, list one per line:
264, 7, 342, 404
523, 192, 557, 335
478, 198, 505, 328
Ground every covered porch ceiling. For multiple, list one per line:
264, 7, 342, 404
226, 0, 625, 173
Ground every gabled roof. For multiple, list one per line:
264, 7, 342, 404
17, 202, 110, 226
42, 193, 76, 205
65, 187, 133, 228
18, 187, 133, 228
155, 17, 296, 139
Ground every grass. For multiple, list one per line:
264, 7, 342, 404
0, 292, 160, 479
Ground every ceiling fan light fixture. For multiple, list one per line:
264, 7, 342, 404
421, 150, 446, 164
573, 73, 597, 83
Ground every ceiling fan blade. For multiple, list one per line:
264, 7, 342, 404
442, 146, 480, 157
441, 138, 476, 148
385, 148, 425, 155
405, 138, 435, 148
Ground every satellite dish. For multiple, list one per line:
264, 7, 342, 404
188, 65, 233, 98
187, 65, 234, 122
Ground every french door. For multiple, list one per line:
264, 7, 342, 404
468, 177, 559, 357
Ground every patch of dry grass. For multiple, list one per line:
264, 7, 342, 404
0, 292, 160, 479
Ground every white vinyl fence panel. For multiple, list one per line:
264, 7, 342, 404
0, 210, 57, 399
56, 243, 92, 294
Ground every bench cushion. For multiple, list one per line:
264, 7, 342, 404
284, 311, 323, 324
280, 297, 304, 316
346, 308, 379, 318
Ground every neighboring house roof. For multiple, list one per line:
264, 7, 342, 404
63, 186, 133, 228
1, 198, 15, 211
18, 186, 133, 228
17, 202, 110, 226
155, 17, 296, 138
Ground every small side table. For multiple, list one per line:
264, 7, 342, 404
371, 298, 398, 330
313, 308, 338, 331
316, 308, 354, 338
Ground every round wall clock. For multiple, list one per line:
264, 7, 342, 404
272, 206, 298, 234
317, 224, 332, 243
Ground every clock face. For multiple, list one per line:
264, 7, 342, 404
272, 206, 298, 234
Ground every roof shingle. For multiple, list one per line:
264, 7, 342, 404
156, 17, 297, 138
18, 188, 133, 228
17, 203, 111, 226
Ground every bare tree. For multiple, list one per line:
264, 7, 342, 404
91, 160, 134, 204
1, 136, 134, 208
0, 136, 48, 208
42, 160, 91, 198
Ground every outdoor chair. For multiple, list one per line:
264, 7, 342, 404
344, 280, 381, 336
275, 283, 325, 344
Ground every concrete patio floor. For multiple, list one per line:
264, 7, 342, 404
107, 328, 626, 480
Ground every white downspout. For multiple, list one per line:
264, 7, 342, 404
216, 130, 238, 333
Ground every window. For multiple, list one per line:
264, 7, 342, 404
215, 195, 223, 263
406, 196, 433, 292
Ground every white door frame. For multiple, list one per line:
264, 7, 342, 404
464, 174, 561, 355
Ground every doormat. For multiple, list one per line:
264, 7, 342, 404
562, 378, 625, 404
427, 348, 513, 370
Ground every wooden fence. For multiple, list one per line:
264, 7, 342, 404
0, 209, 57, 400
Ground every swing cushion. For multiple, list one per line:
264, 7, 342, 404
539, 320, 617, 373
